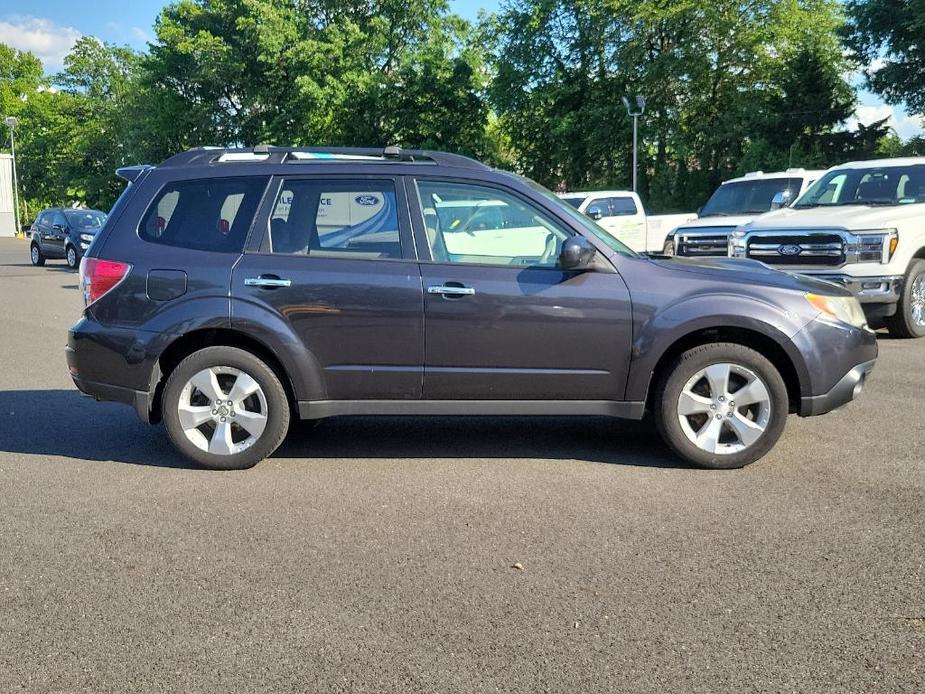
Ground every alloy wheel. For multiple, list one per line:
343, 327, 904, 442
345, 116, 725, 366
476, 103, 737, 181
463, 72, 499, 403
67, 247, 77, 268
31, 246, 39, 264
177, 366, 268, 456
911, 274, 925, 328
677, 362, 772, 455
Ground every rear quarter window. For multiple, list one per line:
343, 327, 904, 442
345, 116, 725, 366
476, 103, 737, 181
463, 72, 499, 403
139, 177, 268, 253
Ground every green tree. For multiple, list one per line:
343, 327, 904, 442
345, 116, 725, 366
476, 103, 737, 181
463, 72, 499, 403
845, 0, 925, 116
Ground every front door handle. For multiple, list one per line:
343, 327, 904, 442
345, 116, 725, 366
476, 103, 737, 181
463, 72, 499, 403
245, 276, 292, 289
427, 284, 476, 297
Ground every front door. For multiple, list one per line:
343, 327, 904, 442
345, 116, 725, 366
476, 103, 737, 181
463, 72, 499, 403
411, 178, 633, 401
232, 176, 424, 401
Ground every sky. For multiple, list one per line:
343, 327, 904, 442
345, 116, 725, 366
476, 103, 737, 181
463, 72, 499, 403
1, 0, 921, 140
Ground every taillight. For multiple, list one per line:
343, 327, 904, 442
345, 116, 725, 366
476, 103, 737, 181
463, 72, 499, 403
79, 257, 132, 307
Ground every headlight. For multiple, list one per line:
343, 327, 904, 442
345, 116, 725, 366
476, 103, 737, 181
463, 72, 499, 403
805, 293, 868, 329
729, 228, 747, 257
846, 229, 898, 264
80, 233, 95, 242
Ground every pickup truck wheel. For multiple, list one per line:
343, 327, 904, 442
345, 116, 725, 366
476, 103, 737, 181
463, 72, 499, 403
162, 346, 290, 470
30, 243, 45, 266
886, 259, 925, 339
654, 343, 789, 469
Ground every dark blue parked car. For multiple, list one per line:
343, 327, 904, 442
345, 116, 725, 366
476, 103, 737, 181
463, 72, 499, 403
66, 146, 877, 470
30, 208, 107, 269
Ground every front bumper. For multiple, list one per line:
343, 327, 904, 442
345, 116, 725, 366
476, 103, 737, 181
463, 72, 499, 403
811, 273, 903, 305
799, 358, 876, 417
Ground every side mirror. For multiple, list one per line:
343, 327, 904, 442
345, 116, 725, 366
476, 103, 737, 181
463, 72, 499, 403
559, 236, 597, 270
770, 191, 791, 210
586, 206, 604, 221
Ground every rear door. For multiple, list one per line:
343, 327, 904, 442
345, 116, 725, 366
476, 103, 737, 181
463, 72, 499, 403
47, 210, 68, 256
410, 178, 633, 401
232, 175, 424, 401
599, 196, 647, 252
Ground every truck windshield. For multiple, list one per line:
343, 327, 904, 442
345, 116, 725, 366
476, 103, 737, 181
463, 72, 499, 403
794, 164, 925, 208
523, 180, 638, 258
700, 178, 802, 217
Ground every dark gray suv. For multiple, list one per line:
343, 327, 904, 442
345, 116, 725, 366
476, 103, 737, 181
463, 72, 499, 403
66, 146, 877, 470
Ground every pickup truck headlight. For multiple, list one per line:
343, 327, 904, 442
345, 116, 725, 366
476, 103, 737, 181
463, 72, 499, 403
729, 228, 747, 258
805, 293, 867, 329
847, 229, 898, 264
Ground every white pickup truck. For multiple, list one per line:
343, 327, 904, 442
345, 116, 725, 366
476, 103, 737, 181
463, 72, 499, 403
663, 169, 823, 258
557, 190, 695, 253
732, 157, 925, 338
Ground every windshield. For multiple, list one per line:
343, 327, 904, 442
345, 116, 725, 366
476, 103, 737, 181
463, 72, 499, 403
525, 180, 637, 257
64, 210, 106, 228
700, 178, 803, 217
561, 196, 586, 209
794, 164, 925, 208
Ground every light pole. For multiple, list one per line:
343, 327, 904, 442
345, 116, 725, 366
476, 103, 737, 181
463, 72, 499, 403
621, 96, 645, 193
4, 116, 21, 234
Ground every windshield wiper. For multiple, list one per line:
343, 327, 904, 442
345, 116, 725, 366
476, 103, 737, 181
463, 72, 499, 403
699, 212, 731, 217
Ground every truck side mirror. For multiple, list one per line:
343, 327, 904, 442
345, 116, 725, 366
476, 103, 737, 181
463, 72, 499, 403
770, 191, 791, 210
559, 236, 597, 270
586, 206, 604, 221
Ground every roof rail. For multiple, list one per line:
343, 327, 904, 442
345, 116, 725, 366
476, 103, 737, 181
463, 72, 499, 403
157, 145, 490, 170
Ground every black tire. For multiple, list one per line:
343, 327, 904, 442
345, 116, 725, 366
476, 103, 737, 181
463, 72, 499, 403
161, 346, 290, 470
654, 342, 789, 469
885, 259, 925, 339
65, 245, 79, 270
30, 243, 45, 266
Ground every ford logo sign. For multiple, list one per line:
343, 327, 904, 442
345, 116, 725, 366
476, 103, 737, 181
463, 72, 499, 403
778, 244, 803, 256
355, 195, 380, 206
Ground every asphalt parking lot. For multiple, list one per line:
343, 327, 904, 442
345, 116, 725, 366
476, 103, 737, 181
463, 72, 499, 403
0, 236, 922, 693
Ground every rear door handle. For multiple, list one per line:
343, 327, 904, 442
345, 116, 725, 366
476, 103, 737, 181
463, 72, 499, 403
245, 276, 292, 288
427, 285, 476, 297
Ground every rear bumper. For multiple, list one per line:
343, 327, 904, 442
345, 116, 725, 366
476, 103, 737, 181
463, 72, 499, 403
799, 358, 876, 417
66, 318, 162, 423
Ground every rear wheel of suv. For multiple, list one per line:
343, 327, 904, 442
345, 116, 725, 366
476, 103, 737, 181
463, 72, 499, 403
66, 245, 79, 270
162, 347, 291, 470
885, 259, 925, 339
654, 343, 789, 469
30, 243, 45, 266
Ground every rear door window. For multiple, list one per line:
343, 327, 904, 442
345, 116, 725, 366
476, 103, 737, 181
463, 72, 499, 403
140, 177, 268, 252
268, 179, 402, 259
606, 197, 638, 216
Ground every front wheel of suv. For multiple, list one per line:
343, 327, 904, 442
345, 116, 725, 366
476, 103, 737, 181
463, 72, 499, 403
162, 346, 291, 470
654, 343, 789, 469
885, 259, 925, 339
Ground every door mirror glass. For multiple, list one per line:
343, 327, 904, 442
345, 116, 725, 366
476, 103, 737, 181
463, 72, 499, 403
769, 191, 790, 210
558, 236, 597, 270
586, 205, 605, 221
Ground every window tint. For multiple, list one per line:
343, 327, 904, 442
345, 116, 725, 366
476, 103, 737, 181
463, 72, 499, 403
269, 179, 401, 259
606, 197, 638, 216
795, 164, 925, 208
51, 211, 68, 228
140, 177, 267, 252
416, 180, 572, 267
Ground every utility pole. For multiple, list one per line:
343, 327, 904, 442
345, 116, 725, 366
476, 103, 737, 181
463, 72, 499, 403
621, 96, 646, 193
4, 117, 21, 234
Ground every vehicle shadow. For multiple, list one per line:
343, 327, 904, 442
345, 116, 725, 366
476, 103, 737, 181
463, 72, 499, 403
0, 389, 686, 470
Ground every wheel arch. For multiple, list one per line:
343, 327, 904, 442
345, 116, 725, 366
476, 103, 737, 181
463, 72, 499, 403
639, 325, 806, 415
149, 328, 300, 424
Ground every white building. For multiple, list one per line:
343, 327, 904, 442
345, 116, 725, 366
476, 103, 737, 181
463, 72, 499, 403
0, 154, 15, 236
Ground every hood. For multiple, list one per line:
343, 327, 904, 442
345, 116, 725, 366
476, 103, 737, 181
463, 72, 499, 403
673, 215, 754, 233
746, 203, 922, 231
645, 255, 852, 297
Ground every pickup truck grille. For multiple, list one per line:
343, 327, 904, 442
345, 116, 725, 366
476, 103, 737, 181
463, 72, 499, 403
746, 234, 844, 266
676, 227, 734, 257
